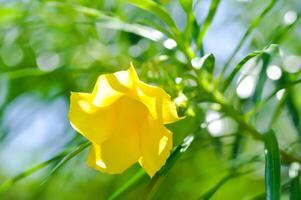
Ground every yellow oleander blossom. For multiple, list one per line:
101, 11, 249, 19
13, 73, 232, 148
68, 64, 180, 177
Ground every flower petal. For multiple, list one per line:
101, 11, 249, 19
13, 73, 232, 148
68, 92, 113, 144
91, 75, 124, 108
137, 81, 180, 124
92, 65, 139, 106
113, 63, 139, 88
69, 65, 178, 176
138, 117, 173, 177
87, 96, 146, 174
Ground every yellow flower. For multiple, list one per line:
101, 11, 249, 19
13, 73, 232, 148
68, 64, 180, 177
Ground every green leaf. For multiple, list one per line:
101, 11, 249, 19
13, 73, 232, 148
284, 75, 301, 139
198, 172, 248, 200
201, 53, 215, 74
263, 130, 281, 200
142, 130, 200, 199
0, 140, 90, 193
231, 134, 243, 159
95, 20, 164, 41
196, 0, 221, 50
43, 141, 91, 180
194, 53, 215, 85
252, 53, 271, 103
179, 0, 193, 13
290, 170, 301, 200
1, 68, 47, 80
222, 44, 279, 91
0, 153, 66, 193
271, 11, 301, 44
222, 0, 277, 74
126, 0, 196, 63
179, 0, 194, 42
1, 67, 112, 80
250, 181, 291, 200
107, 169, 146, 200
47, 2, 166, 42
199, 173, 234, 200
126, 0, 179, 36
198, 154, 258, 200
269, 90, 287, 126
247, 78, 301, 118
46, 1, 110, 19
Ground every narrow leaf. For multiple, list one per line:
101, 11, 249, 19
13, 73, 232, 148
252, 53, 271, 102
0, 153, 66, 193
201, 53, 215, 74
0, 140, 90, 193
44, 141, 91, 180
222, 44, 279, 91
95, 20, 164, 42
247, 78, 301, 118
107, 169, 146, 200
285, 81, 301, 139
199, 173, 234, 200
222, 0, 277, 74
179, 0, 194, 42
263, 130, 281, 200
48, 2, 166, 42
198, 172, 252, 200
179, 0, 193, 13
47, 1, 111, 19
1, 68, 46, 80
271, 11, 301, 44
290, 170, 301, 200
126, 0, 179, 36
196, 0, 221, 50
142, 133, 197, 199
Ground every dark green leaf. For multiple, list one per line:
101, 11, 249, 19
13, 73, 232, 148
263, 130, 281, 200
252, 53, 271, 103
290, 170, 301, 200
201, 53, 215, 74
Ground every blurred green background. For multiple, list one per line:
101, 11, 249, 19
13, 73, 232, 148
0, 0, 301, 199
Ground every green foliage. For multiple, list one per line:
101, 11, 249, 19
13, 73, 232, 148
263, 130, 281, 200
196, 0, 220, 51
0, 0, 301, 200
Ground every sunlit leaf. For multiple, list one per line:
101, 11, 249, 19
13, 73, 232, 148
222, 0, 277, 73
0, 153, 65, 193
44, 141, 91, 180
126, 0, 179, 36
222, 44, 279, 91
196, 0, 221, 50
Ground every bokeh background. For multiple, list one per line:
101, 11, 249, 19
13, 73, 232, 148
0, 0, 301, 199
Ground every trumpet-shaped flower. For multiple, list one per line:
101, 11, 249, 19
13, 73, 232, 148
68, 64, 180, 177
